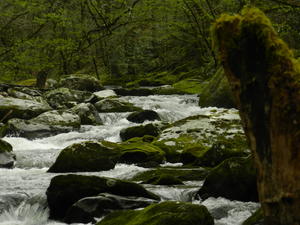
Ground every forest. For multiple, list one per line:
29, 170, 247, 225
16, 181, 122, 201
1, 0, 300, 225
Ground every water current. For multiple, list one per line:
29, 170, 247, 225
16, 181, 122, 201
0, 94, 259, 225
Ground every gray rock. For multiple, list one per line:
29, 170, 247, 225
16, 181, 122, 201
95, 98, 141, 112
0, 97, 52, 122
0, 139, 16, 168
71, 103, 102, 125
127, 110, 161, 123
64, 193, 157, 223
58, 74, 103, 92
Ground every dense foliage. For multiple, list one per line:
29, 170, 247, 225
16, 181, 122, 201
0, 0, 299, 85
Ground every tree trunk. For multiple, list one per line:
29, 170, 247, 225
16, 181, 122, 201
212, 8, 300, 225
36, 70, 48, 89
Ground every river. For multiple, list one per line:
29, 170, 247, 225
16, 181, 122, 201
0, 94, 259, 225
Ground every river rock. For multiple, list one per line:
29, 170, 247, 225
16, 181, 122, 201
199, 68, 235, 108
7, 88, 44, 103
7, 110, 80, 139
94, 98, 141, 112
198, 156, 258, 202
71, 103, 102, 125
96, 201, 214, 225
48, 141, 119, 173
120, 123, 160, 141
114, 88, 154, 96
46, 174, 160, 220
44, 88, 93, 109
126, 110, 161, 123
242, 208, 264, 225
64, 193, 158, 224
0, 97, 52, 121
0, 123, 7, 138
104, 140, 165, 167
93, 90, 117, 99
58, 74, 104, 92
0, 139, 16, 168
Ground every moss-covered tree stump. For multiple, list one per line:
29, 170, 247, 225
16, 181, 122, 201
213, 7, 300, 225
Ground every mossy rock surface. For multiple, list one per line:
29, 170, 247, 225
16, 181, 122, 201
0, 123, 8, 138
7, 110, 81, 139
0, 97, 52, 121
102, 140, 165, 167
172, 78, 203, 94
58, 74, 104, 92
132, 167, 208, 183
44, 88, 93, 109
127, 110, 161, 123
120, 124, 160, 141
64, 193, 158, 224
95, 98, 142, 112
199, 68, 235, 108
48, 141, 120, 173
46, 174, 159, 220
0, 139, 12, 153
242, 208, 264, 225
114, 88, 154, 96
96, 201, 214, 225
198, 156, 258, 202
71, 103, 102, 125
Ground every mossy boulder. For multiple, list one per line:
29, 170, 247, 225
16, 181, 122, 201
172, 78, 203, 94
44, 88, 93, 109
64, 193, 158, 224
0, 139, 16, 168
95, 98, 141, 112
144, 174, 183, 185
0, 123, 7, 138
71, 103, 102, 125
48, 141, 120, 173
242, 208, 264, 225
58, 74, 104, 92
46, 174, 159, 220
132, 167, 208, 183
0, 97, 52, 122
120, 124, 160, 141
7, 110, 80, 139
96, 201, 214, 225
181, 135, 249, 167
102, 140, 165, 167
127, 110, 161, 123
199, 68, 235, 108
7, 88, 44, 103
198, 156, 258, 202
93, 90, 117, 100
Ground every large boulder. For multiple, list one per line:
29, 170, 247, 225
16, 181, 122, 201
71, 103, 102, 125
126, 110, 161, 123
0, 139, 16, 168
46, 174, 159, 220
58, 74, 104, 92
0, 97, 52, 121
198, 156, 258, 202
7, 87, 44, 103
102, 140, 165, 167
95, 98, 141, 112
64, 193, 158, 224
96, 201, 214, 225
120, 124, 160, 141
199, 68, 235, 108
7, 110, 80, 139
48, 141, 120, 173
44, 88, 93, 109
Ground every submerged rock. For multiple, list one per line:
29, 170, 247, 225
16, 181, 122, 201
95, 98, 141, 112
126, 110, 161, 123
58, 74, 104, 92
7, 110, 80, 139
48, 141, 119, 173
46, 174, 159, 220
120, 123, 160, 141
0, 97, 52, 121
198, 156, 258, 202
0, 139, 16, 168
64, 193, 158, 224
96, 201, 214, 225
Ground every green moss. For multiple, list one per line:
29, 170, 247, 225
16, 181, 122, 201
15, 79, 36, 86
0, 139, 13, 153
172, 79, 203, 94
131, 167, 208, 183
97, 201, 214, 225
120, 124, 160, 141
48, 141, 120, 172
242, 208, 264, 225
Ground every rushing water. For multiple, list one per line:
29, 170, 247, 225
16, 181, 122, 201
0, 94, 259, 225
